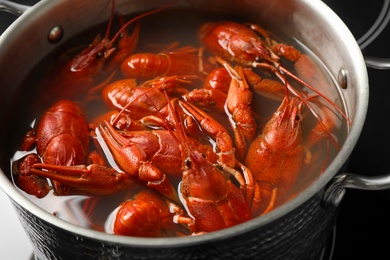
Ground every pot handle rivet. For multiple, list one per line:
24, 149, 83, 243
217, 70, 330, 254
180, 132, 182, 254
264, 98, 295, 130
48, 26, 63, 44
338, 68, 348, 89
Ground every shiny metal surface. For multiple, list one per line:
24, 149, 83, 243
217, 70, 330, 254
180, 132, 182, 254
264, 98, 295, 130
0, 0, 29, 15
0, 0, 370, 258
365, 56, 390, 69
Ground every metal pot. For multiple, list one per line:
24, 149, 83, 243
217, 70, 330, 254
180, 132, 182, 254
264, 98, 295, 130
0, 0, 384, 259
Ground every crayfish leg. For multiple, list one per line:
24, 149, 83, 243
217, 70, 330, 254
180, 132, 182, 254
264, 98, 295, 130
13, 154, 51, 198
254, 181, 278, 216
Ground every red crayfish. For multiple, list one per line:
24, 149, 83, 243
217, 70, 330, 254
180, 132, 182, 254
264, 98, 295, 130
37, 0, 175, 105
15, 99, 145, 197
199, 20, 350, 146
12, 11, 349, 237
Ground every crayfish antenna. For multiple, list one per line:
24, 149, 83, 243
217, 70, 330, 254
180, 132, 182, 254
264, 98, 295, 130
162, 92, 188, 147
296, 90, 342, 151
254, 62, 350, 127
255, 63, 344, 150
104, 0, 116, 41
108, 0, 178, 49
278, 63, 350, 126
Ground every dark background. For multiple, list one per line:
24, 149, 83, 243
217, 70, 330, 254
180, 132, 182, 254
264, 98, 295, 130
2, 0, 390, 259
323, 0, 390, 259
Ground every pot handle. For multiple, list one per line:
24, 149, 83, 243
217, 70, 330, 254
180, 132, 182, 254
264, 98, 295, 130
0, 0, 30, 16
323, 54, 390, 204
365, 56, 390, 69
323, 173, 390, 206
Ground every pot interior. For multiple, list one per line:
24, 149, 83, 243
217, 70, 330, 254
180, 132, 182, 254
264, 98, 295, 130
0, 0, 368, 245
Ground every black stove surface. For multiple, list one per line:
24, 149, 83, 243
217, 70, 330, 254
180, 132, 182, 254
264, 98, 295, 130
1, 1, 390, 259
323, 0, 390, 259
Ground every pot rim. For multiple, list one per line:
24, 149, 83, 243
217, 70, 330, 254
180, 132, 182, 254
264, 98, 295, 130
0, 0, 368, 247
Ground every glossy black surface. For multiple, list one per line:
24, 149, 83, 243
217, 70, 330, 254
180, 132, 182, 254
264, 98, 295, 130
324, 0, 390, 259
1, 0, 390, 259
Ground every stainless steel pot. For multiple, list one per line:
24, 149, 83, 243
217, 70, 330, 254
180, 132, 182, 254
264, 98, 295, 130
0, 0, 384, 259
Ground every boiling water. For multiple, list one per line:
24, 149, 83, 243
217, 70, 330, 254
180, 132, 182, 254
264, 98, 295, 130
9, 8, 348, 236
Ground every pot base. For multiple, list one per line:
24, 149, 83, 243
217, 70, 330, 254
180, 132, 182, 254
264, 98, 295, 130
10, 189, 339, 260
28, 226, 337, 260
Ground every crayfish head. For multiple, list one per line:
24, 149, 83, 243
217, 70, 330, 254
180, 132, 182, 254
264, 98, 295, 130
69, 35, 114, 77
264, 97, 303, 150
181, 148, 228, 200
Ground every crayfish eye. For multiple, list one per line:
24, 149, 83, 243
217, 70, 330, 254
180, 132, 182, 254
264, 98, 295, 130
96, 51, 104, 59
184, 158, 192, 168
